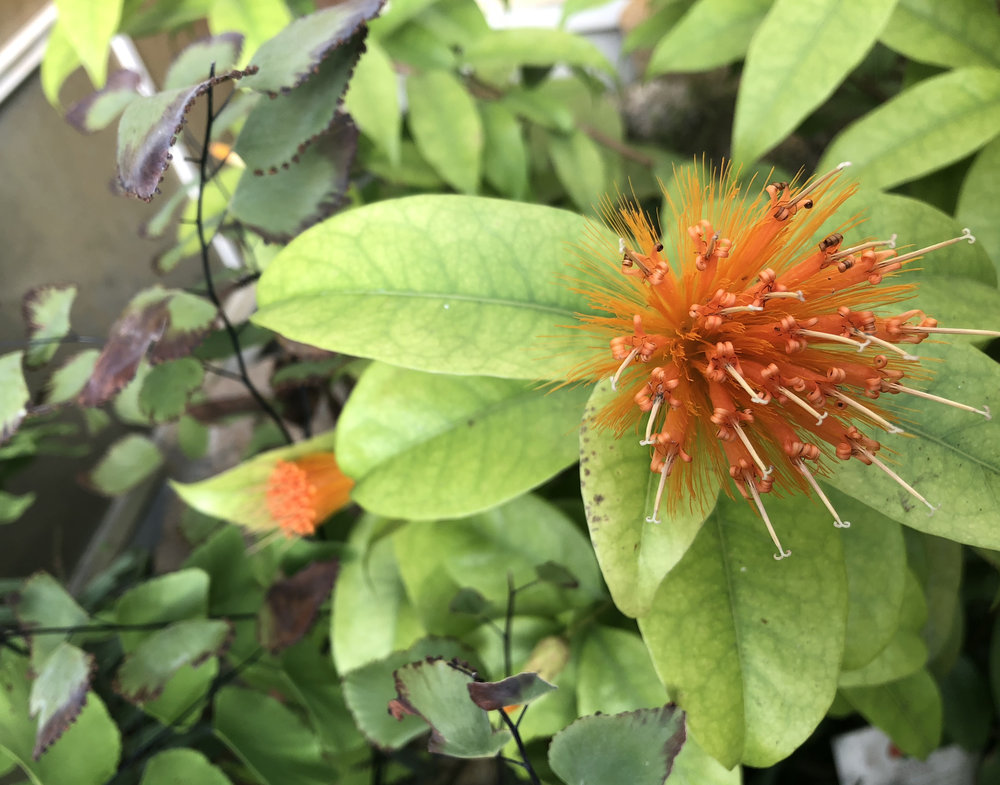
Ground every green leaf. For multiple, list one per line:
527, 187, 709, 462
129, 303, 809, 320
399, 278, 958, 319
240, 0, 384, 94
65, 70, 139, 133
835, 489, 907, 670
637, 493, 848, 768
623, 0, 696, 53
906, 532, 963, 662
183, 525, 261, 615
164, 33, 243, 90
44, 350, 99, 406
548, 705, 686, 785
115, 568, 209, 652
479, 102, 528, 200
547, 129, 606, 213
461, 28, 615, 75
733, 0, 897, 164
956, 136, 1000, 278
138, 358, 205, 423
581, 381, 711, 618
576, 626, 667, 715
0, 352, 28, 445
229, 117, 358, 242
235, 34, 364, 173
336, 363, 590, 519
214, 687, 331, 785
879, 0, 1000, 69
140, 749, 233, 785
208, 0, 290, 64
939, 656, 993, 752
23, 286, 76, 368
825, 338, 1000, 549
29, 643, 94, 758
817, 67, 1000, 190
178, 415, 209, 460
84, 435, 163, 497
391, 659, 511, 757
344, 39, 401, 166
647, 0, 771, 75
342, 637, 470, 748
253, 195, 602, 379
407, 69, 482, 194
838, 624, 927, 688
41, 23, 80, 108
840, 668, 942, 758
0, 491, 34, 524
14, 573, 89, 671
0, 652, 120, 785
54, 0, 123, 86
115, 619, 231, 703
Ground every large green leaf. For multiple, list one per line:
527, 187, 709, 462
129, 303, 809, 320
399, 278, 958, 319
581, 381, 712, 618
576, 626, 667, 716
638, 494, 848, 768
460, 28, 615, 75
343, 39, 401, 165
840, 668, 942, 758
336, 363, 589, 519
647, 0, 771, 75
547, 129, 606, 213
253, 195, 602, 379
407, 69, 482, 194
732, 0, 897, 164
879, 0, 1000, 69
140, 749, 233, 785
956, 136, 1000, 278
817, 67, 1000, 190
83, 435, 163, 497
53, 0, 122, 86
41, 22, 79, 108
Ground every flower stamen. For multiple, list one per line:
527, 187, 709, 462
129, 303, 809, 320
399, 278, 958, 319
646, 455, 674, 524
851, 329, 918, 361
827, 388, 903, 434
796, 460, 851, 528
878, 229, 976, 268
641, 394, 664, 445
857, 447, 937, 514
726, 364, 768, 404
797, 328, 867, 350
762, 290, 805, 302
829, 236, 897, 261
610, 347, 640, 391
885, 383, 992, 419
898, 326, 1000, 338
778, 385, 827, 426
744, 473, 791, 560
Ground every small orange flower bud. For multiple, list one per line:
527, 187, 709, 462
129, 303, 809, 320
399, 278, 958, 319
265, 453, 353, 537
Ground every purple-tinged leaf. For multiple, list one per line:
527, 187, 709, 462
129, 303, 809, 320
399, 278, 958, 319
29, 642, 95, 759
257, 560, 339, 654
82, 434, 163, 497
390, 658, 511, 758
467, 672, 556, 711
164, 33, 244, 91
235, 32, 365, 174
115, 619, 232, 704
22, 285, 77, 368
241, 0, 385, 95
44, 350, 99, 406
13, 572, 90, 672
0, 352, 28, 445
230, 115, 358, 242
65, 70, 140, 134
116, 67, 256, 201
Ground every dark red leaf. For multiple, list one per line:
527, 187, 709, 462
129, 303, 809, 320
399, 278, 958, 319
257, 560, 339, 653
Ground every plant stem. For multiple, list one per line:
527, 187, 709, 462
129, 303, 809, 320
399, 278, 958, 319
498, 709, 541, 785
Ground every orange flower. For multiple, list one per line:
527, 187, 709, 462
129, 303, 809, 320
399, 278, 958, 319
568, 162, 992, 558
265, 453, 354, 537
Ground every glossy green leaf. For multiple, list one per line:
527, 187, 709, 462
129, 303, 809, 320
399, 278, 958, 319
480, 102, 528, 200
240, 0, 384, 93
817, 67, 1000, 190
840, 668, 942, 758
733, 0, 897, 165
0, 652, 120, 785
29, 643, 94, 758
253, 195, 602, 379
0, 352, 28, 444
835, 489, 907, 670
41, 23, 80, 108
115, 619, 231, 703
407, 69, 482, 194
336, 363, 590, 519
54, 0, 122, 86
576, 627, 666, 716
548, 129, 606, 213
22, 286, 76, 369
343, 39, 401, 165
214, 687, 331, 785
138, 358, 204, 423
647, 0, 771, 74
391, 659, 511, 757
461, 28, 614, 75
342, 637, 469, 748
44, 350, 99, 405
581, 381, 711, 618
839, 625, 927, 688
14, 573, 89, 671
826, 337, 1000, 549
84, 434, 163, 497
638, 494, 847, 768
164, 33, 243, 90
0, 491, 34, 524
115, 569, 209, 652
140, 749, 233, 785
549, 705, 686, 785
956, 136, 1000, 277
880, 0, 1000, 69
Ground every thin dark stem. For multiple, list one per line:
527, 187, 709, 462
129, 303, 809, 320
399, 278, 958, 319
200, 362, 246, 382
498, 710, 541, 785
195, 65, 292, 445
504, 572, 515, 679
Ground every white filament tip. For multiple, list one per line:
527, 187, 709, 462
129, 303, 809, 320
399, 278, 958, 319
609, 376, 618, 391
618, 237, 626, 253
835, 520, 852, 529
984, 405, 992, 421
815, 412, 828, 425
774, 549, 792, 561
645, 515, 661, 525
837, 161, 851, 170
962, 227, 976, 244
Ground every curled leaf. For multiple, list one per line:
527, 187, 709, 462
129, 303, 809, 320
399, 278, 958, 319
467, 672, 556, 711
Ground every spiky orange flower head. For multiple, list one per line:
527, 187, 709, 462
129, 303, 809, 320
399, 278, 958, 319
265, 452, 353, 537
568, 162, 992, 558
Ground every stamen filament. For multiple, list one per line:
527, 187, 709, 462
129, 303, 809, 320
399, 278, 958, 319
763, 290, 804, 301
859, 448, 937, 514
726, 364, 768, 404
886, 383, 992, 419
719, 305, 764, 314
791, 161, 851, 206
798, 328, 866, 349
881, 229, 976, 267
829, 236, 896, 260
778, 385, 827, 426
733, 421, 770, 477
646, 457, 673, 524
851, 330, 918, 361
797, 460, 851, 528
641, 395, 663, 445
610, 347, 640, 391
827, 388, 903, 434
901, 326, 1000, 338
744, 473, 791, 560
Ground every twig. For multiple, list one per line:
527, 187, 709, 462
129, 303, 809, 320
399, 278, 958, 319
498, 709, 542, 785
